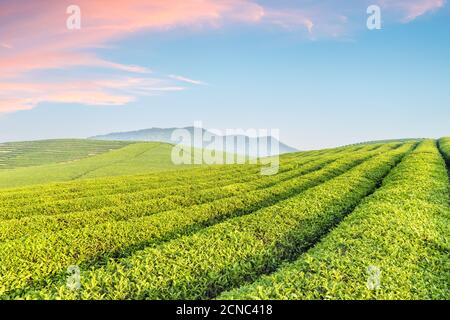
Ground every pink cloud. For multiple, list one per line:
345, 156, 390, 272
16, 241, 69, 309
1, 1, 446, 72
0, 0, 265, 74
0, 99, 35, 113
0, 77, 185, 113
379, 0, 446, 22
0, 0, 265, 113
0, 0, 446, 113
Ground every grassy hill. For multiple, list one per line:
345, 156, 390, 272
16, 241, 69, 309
0, 141, 192, 189
0, 138, 448, 300
0, 139, 132, 169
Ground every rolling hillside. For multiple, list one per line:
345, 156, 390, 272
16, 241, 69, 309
0, 141, 192, 189
0, 138, 448, 300
0, 139, 132, 169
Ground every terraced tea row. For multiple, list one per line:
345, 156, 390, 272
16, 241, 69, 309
439, 137, 450, 181
0, 146, 314, 201
0, 143, 369, 202
0, 148, 334, 216
0, 139, 132, 169
0, 142, 195, 189
0, 152, 344, 240
0, 144, 399, 297
220, 140, 449, 299
0, 144, 395, 220
0, 142, 387, 201
0, 144, 390, 246
15, 143, 413, 299
4, 140, 447, 300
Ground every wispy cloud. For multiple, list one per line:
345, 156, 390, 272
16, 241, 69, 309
262, 7, 350, 38
169, 75, 208, 85
0, 0, 265, 77
0, 77, 185, 113
260, 0, 446, 38
0, 0, 446, 113
0, 51, 149, 78
379, 0, 446, 22
0, 0, 264, 113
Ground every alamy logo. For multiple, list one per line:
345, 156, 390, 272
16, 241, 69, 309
66, 265, 81, 291
367, 5, 382, 30
66, 5, 81, 30
366, 265, 381, 290
171, 122, 280, 175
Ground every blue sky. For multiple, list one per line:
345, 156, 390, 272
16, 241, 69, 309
0, 0, 449, 149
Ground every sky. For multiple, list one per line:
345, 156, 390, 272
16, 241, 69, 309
0, 0, 449, 149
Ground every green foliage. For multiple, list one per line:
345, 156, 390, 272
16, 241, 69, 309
0, 139, 132, 169
438, 137, 450, 169
0, 144, 392, 297
0, 141, 190, 189
15, 144, 412, 299
220, 140, 450, 300
0, 147, 335, 219
1, 139, 448, 300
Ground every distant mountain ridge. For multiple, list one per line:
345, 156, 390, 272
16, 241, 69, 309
89, 127, 298, 157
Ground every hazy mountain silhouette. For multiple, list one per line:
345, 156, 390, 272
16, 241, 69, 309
90, 127, 298, 157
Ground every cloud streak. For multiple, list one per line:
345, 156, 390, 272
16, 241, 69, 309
0, 77, 185, 113
169, 75, 208, 85
1, 0, 265, 112
379, 0, 446, 22
0, 0, 446, 113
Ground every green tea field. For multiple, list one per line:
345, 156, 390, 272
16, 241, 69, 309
0, 139, 132, 169
0, 140, 195, 189
0, 138, 448, 300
